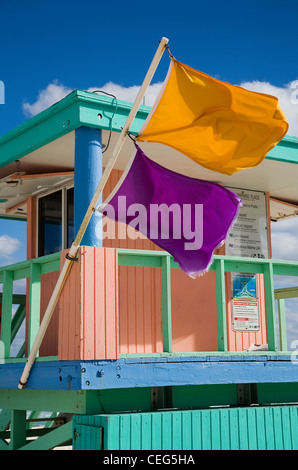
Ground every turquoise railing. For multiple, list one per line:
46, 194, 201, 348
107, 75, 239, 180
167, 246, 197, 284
274, 286, 298, 351
0, 248, 297, 360
0, 293, 26, 358
0, 252, 61, 360
118, 249, 298, 353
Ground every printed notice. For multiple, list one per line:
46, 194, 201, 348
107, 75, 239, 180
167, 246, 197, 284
231, 273, 260, 331
225, 188, 269, 259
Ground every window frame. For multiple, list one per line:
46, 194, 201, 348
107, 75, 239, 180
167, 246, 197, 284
36, 182, 74, 257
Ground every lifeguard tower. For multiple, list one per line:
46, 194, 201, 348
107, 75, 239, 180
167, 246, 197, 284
0, 82, 298, 449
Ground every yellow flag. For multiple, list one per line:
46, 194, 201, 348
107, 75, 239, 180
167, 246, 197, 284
137, 59, 288, 175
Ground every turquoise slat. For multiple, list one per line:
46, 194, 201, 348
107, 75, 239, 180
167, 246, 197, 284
73, 405, 298, 450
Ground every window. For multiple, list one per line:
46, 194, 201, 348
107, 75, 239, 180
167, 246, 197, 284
38, 186, 74, 257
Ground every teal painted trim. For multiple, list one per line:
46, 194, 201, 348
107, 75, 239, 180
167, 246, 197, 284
267, 135, 298, 164
0, 252, 60, 361
161, 255, 172, 353
1, 271, 13, 358
118, 249, 298, 354
264, 263, 278, 351
275, 286, 298, 300
0, 95, 80, 168
73, 406, 298, 450
28, 263, 41, 356
18, 420, 73, 450
215, 259, 227, 351
77, 90, 150, 135
2, 356, 58, 363
9, 410, 26, 450
278, 298, 288, 351
0, 88, 296, 171
11, 303, 26, 343
119, 351, 294, 359
0, 90, 150, 170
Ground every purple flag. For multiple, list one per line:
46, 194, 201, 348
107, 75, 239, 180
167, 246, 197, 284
100, 145, 241, 277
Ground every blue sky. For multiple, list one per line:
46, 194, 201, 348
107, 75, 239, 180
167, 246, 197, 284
0, 0, 298, 345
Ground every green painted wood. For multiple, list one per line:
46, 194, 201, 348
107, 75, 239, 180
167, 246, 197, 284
9, 409, 26, 450
11, 303, 26, 344
273, 261, 298, 277
16, 342, 25, 358
18, 420, 73, 450
275, 286, 298, 300
277, 298, 288, 351
0, 293, 26, 304
28, 263, 41, 356
0, 97, 80, 168
263, 262, 278, 351
0, 389, 106, 415
0, 91, 150, 170
258, 383, 298, 406
1, 271, 13, 358
0, 252, 60, 277
0, 409, 10, 432
215, 259, 227, 351
267, 135, 298, 164
0, 87, 297, 174
0, 437, 9, 450
173, 384, 238, 408
74, 423, 102, 450
161, 254, 172, 353
0, 252, 60, 360
74, 405, 298, 450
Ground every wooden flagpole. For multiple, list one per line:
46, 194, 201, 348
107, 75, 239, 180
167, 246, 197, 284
18, 37, 169, 389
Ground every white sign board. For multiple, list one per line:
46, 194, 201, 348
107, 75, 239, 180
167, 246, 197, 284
225, 188, 269, 259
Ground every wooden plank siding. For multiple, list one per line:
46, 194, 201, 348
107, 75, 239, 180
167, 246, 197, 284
26, 169, 269, 359
102, 168, 163, 355
58, 246, 119, 360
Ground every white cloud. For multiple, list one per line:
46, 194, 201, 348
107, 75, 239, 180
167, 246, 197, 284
22, 81, 162, 118
88, 82, 162, 107
271, 218, 298, 261
0, 235, 21, 260
22, 76, 298, 138
22, 81, 73, 117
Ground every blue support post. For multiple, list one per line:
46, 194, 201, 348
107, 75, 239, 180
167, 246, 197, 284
74, 127, 102, 246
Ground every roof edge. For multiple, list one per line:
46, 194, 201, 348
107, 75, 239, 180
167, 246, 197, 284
0, 89, 297, 167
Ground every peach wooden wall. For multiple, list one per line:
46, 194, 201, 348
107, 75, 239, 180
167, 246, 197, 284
58, 246, 119, 361
26, 172, 271, 358
26, 196, 60, 357
102, 169, 219, 354
102, 169, 163, 354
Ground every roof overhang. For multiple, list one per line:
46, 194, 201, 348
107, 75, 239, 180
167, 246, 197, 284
0, 90, 297, 220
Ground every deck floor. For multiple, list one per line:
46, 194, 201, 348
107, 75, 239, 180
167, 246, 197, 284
1, 354, 298, 390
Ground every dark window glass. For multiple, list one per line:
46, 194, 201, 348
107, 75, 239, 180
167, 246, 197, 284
38, 190, 62, 256
67, 187, 74, 248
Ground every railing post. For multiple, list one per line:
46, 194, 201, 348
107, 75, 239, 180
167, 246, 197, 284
215, 259, 228, 352
9, 410, 27, 450
263, 262, 278, 351
161, 254, 172, 353
277, 298, 288, 351
28, 263, 41, 356
1, 270, 13, 359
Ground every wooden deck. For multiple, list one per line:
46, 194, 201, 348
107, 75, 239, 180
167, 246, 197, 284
1, 354, 298, 391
